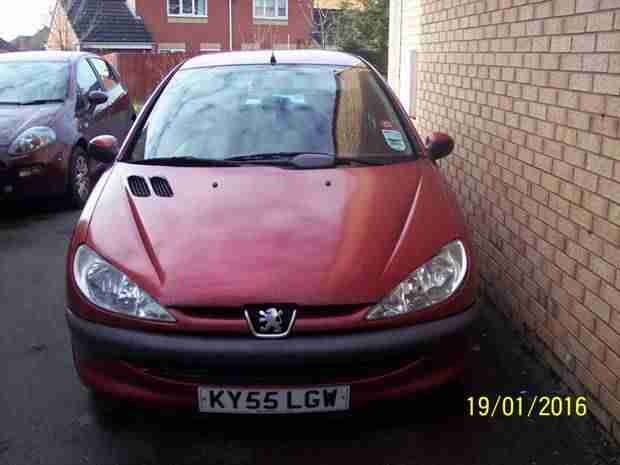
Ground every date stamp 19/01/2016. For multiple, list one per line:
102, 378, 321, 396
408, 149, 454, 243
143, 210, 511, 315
467, 396, 588, 417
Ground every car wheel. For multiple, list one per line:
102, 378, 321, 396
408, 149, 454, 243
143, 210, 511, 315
68, 147, 91, 209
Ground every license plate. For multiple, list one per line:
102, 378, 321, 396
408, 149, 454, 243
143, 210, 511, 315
198, 385, 350, 414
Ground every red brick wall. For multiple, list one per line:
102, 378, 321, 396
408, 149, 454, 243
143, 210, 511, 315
134, 0, 313, 53
232, 0, 314, 49
91, 49, 153, 55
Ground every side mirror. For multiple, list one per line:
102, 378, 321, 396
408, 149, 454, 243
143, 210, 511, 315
425, 132, 454, 160
88, 90, 108, 106
88, 135, 118, 163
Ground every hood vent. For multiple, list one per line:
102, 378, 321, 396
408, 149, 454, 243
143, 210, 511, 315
127, 176, 151, 197
150, 177, 174, 197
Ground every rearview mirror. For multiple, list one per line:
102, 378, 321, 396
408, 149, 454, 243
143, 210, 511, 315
88, 135, 118, 163
425, 132, 454, 160
88, 90, 108, 106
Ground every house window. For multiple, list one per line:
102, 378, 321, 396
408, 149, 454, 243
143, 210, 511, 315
168, 0, 207, 16
254, 0, 287, 19
159, 43, 187, 53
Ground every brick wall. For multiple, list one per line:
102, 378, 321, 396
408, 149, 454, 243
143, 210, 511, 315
389, 0, 620, 440
135, 0, 313, 54
47, 2, 79, 51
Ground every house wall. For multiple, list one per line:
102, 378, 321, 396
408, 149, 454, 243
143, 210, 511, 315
389, 0, 620, 441
134, 0, 313, 53
47, 3, 79, 51
83, 48, 155, 55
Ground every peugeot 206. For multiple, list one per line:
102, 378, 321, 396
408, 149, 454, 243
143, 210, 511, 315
66, 50, 479, 414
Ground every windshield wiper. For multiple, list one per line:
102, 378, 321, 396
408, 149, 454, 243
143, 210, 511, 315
128, 156, 241, 167
129, 154, 409, 169
225, 152, 333, 162
335, 157, 394, 166
226, 152, 341, 169
19, 99, 65, 105
226, 153, 403, 166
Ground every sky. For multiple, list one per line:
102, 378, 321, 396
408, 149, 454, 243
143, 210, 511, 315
0, 0, 56, 41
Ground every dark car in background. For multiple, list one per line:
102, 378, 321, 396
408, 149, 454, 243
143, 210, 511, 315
0, 51, 134, 207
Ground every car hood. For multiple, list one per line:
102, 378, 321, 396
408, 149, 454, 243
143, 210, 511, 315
0, 104, 63, 146
87, 160, 467, 307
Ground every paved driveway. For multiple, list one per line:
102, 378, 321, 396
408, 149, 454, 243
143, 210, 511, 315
1, 199, 618, 465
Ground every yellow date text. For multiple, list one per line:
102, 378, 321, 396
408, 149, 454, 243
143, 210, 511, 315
466, 395, 587, 417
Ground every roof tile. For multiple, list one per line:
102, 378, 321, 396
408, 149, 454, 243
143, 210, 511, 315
64, 0, 153, 45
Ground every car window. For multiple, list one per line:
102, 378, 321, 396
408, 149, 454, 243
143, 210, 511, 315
128, 64, 417, 162
76, 59, 101, 95
0, 61, 69, 104
89, 58, 119, 91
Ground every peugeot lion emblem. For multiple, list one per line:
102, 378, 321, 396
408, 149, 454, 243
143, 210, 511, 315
259, 308, 284, 333
244, 306, 297, 338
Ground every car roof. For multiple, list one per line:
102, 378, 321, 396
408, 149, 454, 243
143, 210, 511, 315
0, 51, 95, 63
182, 50, 366, 70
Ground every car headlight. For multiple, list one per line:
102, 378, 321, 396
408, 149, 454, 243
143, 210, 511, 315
9, 127, 56, 155
73, 245, 175, 322
367, 240, 468, 320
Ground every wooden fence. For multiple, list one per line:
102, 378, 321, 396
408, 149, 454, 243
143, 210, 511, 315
104, 52, 198, 103
104, 49, 386, 103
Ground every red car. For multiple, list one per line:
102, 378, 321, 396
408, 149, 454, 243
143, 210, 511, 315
0, 52, 134, 207
66, 50, 479, 414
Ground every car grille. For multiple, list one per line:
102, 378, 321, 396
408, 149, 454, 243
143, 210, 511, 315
150, 177, 173, 197
173, 304, 369, 320
129, 355, 426, 386
127, 175, 151, 197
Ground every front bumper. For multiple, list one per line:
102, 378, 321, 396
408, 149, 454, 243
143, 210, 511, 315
0, 148, 68, 198
67, 303, 479, 409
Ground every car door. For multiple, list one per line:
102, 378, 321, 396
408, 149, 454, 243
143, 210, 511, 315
75, 58, 108, 141
88, 57, 133, 142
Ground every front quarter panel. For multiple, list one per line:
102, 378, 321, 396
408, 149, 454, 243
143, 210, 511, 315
376, 158, 477, 326
67, 166, 114, 309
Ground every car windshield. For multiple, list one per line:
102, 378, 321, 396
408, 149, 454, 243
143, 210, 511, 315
0, 61, 69, 104
127, 64, 417, 163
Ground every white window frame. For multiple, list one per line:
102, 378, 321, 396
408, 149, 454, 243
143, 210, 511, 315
200, 45, 221, 52
167, 0, 208, 17
253, 0, 288, 20
159, 46, 187, 53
